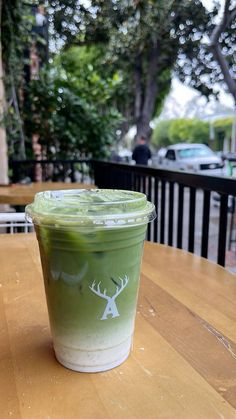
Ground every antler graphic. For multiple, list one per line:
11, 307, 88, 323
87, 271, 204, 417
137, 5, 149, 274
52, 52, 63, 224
89, 281, 109, 300
89, 275, 129, 300
89, 276, 129, 320
113, 275, 129, 299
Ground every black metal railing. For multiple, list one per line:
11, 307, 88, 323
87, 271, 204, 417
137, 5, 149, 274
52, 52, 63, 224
9, 158, 236, 267
92, 160, 236, 267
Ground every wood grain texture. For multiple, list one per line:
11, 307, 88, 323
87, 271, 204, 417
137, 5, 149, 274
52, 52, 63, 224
0, 235, 236, 419
0, 182, 95, 205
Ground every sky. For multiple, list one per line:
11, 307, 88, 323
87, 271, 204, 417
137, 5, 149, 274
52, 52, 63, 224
159, 79, 235, 121
201, 0, 222, 10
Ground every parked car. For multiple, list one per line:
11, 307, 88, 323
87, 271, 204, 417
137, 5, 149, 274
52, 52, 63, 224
157, 143, 224, 175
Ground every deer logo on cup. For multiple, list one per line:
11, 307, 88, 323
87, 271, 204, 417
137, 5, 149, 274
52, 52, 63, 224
89, 275, 129, 320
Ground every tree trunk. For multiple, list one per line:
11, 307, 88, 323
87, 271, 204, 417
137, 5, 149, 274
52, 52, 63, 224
0, 0, 8, 184
135, 43, 159, 141
136, 115, 152, 141
134, 53, 142, 120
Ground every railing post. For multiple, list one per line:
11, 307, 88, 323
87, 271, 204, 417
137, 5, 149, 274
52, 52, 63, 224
177, 184, 184, 249
217, 194, 228, 266
70, 162, 76, 183
188, 187, 196, 253
201, 190, 211, 259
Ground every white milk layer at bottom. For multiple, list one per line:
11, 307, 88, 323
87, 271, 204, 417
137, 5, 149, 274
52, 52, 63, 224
53, 335, 133, 372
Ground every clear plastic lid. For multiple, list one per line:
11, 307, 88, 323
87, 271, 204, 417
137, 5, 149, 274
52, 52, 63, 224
25, 189, 156, 228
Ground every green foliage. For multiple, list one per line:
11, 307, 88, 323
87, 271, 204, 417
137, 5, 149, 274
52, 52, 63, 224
2, 1, 33, 75
2, 2, 122, 160
2, 1, 42, 159
89, 0, 211, 130
2, 0, 225, 160
58, 46, 122, 105
25, 54, 122, 158
48, 0, 212, 137
151, 120, 173, 148
151, 118, 210, 148
169, 119, 210, 144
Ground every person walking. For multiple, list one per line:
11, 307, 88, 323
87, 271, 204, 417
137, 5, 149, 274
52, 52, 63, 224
132, 136, 152, 165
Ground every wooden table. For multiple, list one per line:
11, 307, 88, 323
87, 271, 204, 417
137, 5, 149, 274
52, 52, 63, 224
0, 235, 236, 419
0, 182, 95, 206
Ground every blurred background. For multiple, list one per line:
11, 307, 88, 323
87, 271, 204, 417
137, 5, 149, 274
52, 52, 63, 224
0, 0, 235, 182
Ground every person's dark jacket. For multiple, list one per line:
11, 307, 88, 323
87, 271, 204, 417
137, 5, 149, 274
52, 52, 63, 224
132, 144, 151, 165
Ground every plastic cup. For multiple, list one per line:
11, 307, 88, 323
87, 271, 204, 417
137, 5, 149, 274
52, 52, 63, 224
26, 189, 155, 372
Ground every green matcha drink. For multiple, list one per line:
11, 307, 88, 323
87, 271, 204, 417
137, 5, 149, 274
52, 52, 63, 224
26, 189, 155, 372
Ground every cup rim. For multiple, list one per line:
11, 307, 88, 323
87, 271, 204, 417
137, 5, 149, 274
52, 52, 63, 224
25, 188, 156, 228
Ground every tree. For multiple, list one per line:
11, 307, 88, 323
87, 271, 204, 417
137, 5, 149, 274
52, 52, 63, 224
210, 0, 236, 103
176, 0, 236, 148
25, 50, 122, 158
151, 118, 210, 148
2, 2, 123, 162
48, 0, 213, 141
151, 120, 173, 148
169, 119, 210, 144
58, 46, 121, 108
210, 0, 236, 150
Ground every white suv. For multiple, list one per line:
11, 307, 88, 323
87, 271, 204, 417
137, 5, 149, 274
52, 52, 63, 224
159, 143, 223, 175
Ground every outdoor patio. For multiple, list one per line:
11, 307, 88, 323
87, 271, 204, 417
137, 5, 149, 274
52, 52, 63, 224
1, 1, 236, 417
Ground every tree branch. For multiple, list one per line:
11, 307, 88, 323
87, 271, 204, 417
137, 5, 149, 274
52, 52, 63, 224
211, 0, 235, 43
210, 0, 236, 103
226, 7, 236, 27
